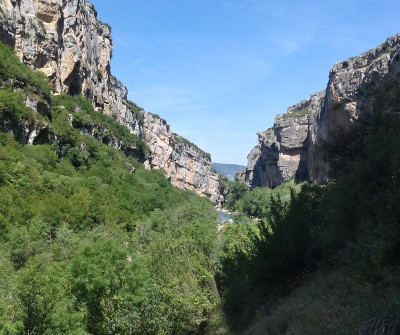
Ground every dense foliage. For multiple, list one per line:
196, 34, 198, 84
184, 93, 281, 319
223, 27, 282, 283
2, 33, 400, 335
0, 41, 223, 334
217, 81, 400, 333
0, 41, 50, 100
51, 94, 150, 161
224, 178, 303, 219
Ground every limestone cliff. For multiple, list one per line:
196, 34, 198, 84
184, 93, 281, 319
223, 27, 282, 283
239, 91, 324, 188
240, 34, 400, 189
141, 113, 221, 203
0, 0, 222, 203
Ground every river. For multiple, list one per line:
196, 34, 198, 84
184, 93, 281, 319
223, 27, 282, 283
218, 211, 232, 223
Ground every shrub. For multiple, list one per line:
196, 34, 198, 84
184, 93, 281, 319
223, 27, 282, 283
126, 100, 144, 124
0, 40, 51, 99
52, 93, 150, 160
0, 30, 228, 334
0, 89, 41, 133
96, 69, 103, 81
282, 108, 308, 119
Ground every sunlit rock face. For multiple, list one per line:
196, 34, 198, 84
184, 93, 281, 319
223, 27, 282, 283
0, 0, 222, 204
240, 34, 400, 188
141, 113, 223, 204
238, 91, 324, 188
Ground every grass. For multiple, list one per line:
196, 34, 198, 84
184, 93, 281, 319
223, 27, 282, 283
282, 108, 308, 119
243, 266, 400, 335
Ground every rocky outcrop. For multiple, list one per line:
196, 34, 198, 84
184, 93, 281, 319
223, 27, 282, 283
0, 0, 221, 203
141, 113, 222, 204
241, 34, 400, 189
309, 35, 400, 184
0, 0, 119, 112
170, 134, 221, 203
239, 91, 324, 188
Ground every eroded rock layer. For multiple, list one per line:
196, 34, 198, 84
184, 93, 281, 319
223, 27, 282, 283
240, 34, 400, 189
0, 0, 222, 203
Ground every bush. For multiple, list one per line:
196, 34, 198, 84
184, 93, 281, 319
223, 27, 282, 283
96, 69, 103, 81
0, 40, 51, 99
126, 100, 144, 124
218, 77, 400, 333
0, 133, 223, 334
52, 93, 150, 160
282, 108, 308, 119
0, 89, 35, 126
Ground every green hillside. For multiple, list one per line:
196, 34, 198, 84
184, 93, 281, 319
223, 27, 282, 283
1, 33, 400, 335
0, 41, 224, 334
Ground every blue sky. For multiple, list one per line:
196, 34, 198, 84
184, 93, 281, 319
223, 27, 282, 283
90, 0, 399, 165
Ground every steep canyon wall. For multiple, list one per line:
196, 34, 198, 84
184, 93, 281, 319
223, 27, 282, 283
240, 34, 400, 189
0, 0, 222, 203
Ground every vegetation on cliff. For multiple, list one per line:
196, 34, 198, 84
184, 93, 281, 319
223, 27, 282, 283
1, 23, 400, 335
52, 93, 150, 160
281, 108, 308, 119
0, 41, 224, 334
217, 80, 400, 333
0, 40, 50, 100
171, 133, 212, 161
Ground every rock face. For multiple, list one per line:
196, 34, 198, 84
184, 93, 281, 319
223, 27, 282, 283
141, 113, 222, 203
170, 134, 220, 201
239, 91, 324, 188
240, 34, 400, 189
0, 0, 222, 203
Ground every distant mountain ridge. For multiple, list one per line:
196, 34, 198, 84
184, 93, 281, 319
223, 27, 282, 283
212, 163, 246, 181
